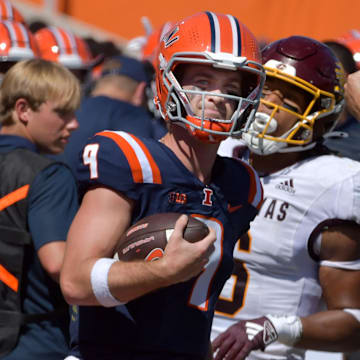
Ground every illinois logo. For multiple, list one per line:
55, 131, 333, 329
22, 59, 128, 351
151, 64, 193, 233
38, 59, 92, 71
202, 188, 213, 206
162, 26, 179, 48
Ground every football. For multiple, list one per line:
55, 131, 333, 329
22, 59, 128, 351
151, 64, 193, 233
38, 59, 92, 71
116, 213, 209, 262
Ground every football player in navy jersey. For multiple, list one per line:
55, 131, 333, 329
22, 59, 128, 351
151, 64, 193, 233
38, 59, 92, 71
60, 11, 265, 360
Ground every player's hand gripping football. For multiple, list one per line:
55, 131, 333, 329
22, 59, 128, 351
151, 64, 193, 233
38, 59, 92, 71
162, 215, 216, 284
212, 316, 278, 360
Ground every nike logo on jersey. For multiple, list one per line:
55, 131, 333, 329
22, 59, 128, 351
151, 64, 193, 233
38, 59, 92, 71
227, 204, 243, 213
275, 178, 295, 194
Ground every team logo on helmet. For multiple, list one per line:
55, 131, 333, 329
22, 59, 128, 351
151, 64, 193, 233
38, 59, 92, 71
162, 26, 179, 48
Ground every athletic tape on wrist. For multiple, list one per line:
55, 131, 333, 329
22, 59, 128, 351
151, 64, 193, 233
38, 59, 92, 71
90, 258, 125, 307
266, 314, 303, 346
344, 308, 360, 323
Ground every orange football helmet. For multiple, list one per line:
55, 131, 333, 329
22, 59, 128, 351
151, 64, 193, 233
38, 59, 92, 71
154, 11, 265, 143
0, 0, 25, 24
0, 20, 38, 64
34, 26, 95, 70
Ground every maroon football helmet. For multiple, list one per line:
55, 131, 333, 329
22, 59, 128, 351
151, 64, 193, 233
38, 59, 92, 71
242, 35, 345, 155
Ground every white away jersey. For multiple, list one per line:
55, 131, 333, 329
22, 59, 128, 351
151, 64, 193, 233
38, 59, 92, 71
212, 154, 360, 359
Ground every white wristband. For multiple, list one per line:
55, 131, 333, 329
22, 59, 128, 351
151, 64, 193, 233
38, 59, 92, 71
266, 314, 303, 346
90, 258, 125, 307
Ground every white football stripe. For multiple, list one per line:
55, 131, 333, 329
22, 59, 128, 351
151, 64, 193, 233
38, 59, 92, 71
227, 15, 238, 56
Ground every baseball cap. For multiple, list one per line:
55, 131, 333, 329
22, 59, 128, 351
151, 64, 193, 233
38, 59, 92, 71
100, 55, 152, 84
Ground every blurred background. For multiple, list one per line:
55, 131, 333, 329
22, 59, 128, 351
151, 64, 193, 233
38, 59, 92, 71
11, 0, 360, 51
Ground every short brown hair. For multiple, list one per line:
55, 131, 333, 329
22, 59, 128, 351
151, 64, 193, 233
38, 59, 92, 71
0, 59, 81, 125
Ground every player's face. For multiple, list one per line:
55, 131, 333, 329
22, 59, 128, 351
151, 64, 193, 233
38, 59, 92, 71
258, 76, 309, 136
179, 64, 242, 120
27, 100, 79, 154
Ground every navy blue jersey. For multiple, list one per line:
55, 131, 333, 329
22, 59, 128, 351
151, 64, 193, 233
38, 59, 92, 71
70, 130, 262, 360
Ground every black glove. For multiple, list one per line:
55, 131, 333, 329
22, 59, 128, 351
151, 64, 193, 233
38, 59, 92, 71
212, 316, 278, 360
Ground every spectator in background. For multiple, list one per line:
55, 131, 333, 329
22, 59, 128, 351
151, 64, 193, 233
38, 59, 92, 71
34, 26, 101, 85
0, 59, 80, 359
322, 33, 360, 160
63, 54, 167, 172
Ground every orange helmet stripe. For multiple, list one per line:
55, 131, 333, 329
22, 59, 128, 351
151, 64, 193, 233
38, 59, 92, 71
0, 1, 11, 20
205, 12, 242, 56
49, 26, 78, 55
3, 20, 27, 48
16, 22, 29, 47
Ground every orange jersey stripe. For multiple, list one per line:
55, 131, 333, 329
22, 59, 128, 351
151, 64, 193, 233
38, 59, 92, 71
97, 131, 144, 183
0, 264, 18, 292
128, 134, 162, 184
0, 184, 29, 211
11, 21, 25, 47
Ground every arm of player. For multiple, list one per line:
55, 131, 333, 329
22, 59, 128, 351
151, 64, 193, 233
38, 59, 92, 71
294, 222, 360, 352
60, 186, 216, 306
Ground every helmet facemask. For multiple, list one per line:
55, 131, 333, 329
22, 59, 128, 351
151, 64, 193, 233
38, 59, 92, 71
157, 51, 265, 143
242, 66, 344, 155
